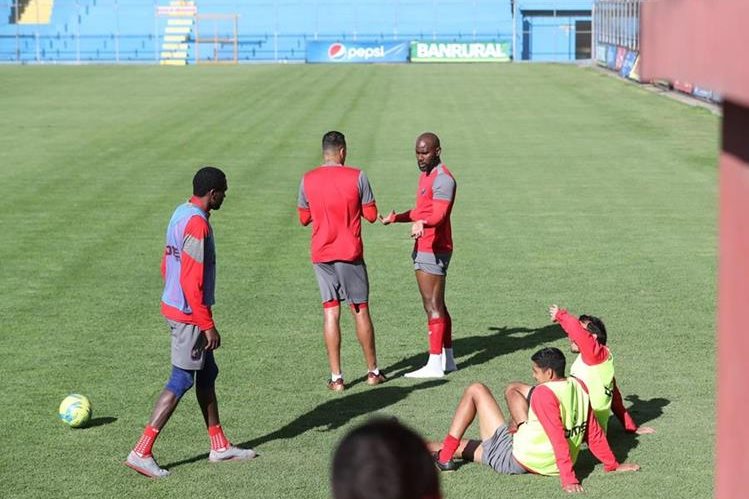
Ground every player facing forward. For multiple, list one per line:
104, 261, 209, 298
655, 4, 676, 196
546, 304, 656, 434
428, 348, 640, 493
298, 131, 386, 391
380, 132, 457, 378
126, 167, 255, 479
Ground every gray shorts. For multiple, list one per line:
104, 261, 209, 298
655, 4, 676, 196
481, 424, 527, 475
412, 251, 451, 276
167, 319, 207, 370
313, 260, 369, 304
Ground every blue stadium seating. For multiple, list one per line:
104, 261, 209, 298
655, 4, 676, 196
0, 1, 591, 63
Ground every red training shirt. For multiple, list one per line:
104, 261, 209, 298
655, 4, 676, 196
397, 164, 456, 254
297, 165, 377, 263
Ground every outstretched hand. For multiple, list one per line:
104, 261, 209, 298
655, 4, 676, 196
411, 220, 425, 239
379, 211, 396, 225
614, 463, 640, 473
548, 304, 560, 322
635, 426, 656, 435
563, 484, 584, 494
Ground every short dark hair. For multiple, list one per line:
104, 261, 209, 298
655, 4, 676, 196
331, 418, 440, 499
531, 347, 566, 378
322, 130, 346, 151
579, 314, 608, 345
193, 166, 227, 196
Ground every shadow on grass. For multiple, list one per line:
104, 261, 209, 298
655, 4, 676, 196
344, 324, 565, 388
84, 416, 118, 428
574, 395, 670, 482
162, 379, 446, 469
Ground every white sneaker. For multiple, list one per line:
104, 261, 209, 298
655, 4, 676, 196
125, 450, 170, 478
442, 348, 458, 373
208, 445, 257, 463
405, 354, 444, 378
404, 365, 445, 378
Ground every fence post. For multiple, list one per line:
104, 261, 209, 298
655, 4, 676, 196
512, 0, 517, 61
115, 0, 120, 63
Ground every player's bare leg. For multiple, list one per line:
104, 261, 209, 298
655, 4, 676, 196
323, 305, 344, 390
405, 270, 448, 378
504, 382, 533, 431
350, 304, 386, 385
147, 389, 180, 430
432, 383, 507, 469
126, 389, 178, 478
196, 384, 220, 428
196, 383, 257, 463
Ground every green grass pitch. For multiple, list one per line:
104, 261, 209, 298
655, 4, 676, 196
0, 64, 716, 498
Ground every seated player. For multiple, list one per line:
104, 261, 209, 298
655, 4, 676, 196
428, 347, 640, 494
332, 418, 442, 499
547, 304, 655, 435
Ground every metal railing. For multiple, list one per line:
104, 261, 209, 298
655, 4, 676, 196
593, 0, 642, 52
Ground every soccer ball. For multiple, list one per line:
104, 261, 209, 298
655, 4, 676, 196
58, 394, 92, 428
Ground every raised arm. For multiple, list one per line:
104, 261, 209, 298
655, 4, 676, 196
550, 305, 608, 365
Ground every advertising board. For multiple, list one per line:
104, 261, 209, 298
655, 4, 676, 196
306, 41, 409, 63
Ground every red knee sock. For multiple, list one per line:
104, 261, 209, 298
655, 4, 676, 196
428, 318, 446, 355
443, 309, 452, 348
209, 424, 230, 451
134, 425, 159, 457
439, 434, 460, 463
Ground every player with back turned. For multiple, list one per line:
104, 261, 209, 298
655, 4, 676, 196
381, 132, 457, 378
298, 131, 386, 391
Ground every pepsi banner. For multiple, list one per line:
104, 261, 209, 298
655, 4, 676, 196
306, 41, 409, 64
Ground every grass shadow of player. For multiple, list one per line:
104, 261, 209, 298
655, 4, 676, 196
162, 379, 446, 469
572, 395, 670, 481
84, 416, 118, 428
346, 324, 565, 388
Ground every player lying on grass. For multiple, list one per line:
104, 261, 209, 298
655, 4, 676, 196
428, 347, 640, 493
545, 304, 655, 435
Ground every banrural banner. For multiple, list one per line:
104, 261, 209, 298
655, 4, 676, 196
410, 41, 510, 62
306, 41, 409, 63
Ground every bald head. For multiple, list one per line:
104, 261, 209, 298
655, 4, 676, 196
416, 132, 440, 149
415, 132, 442, 172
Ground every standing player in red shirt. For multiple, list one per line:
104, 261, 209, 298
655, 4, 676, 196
298, 131, 386, 391
381, 132, 457, 378
126, 167, 255, 479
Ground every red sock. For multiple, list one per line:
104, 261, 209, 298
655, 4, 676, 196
439, 434, 460, 463
209, 425, 230, 451
428, 318, 446, 354
134, 425, 159, 457
443, 309, 452, 348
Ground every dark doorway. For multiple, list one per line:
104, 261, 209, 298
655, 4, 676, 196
575, 20, 592, 59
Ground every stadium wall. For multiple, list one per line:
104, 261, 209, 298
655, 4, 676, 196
593, 0, 720, 104
0, 0, 593, 64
